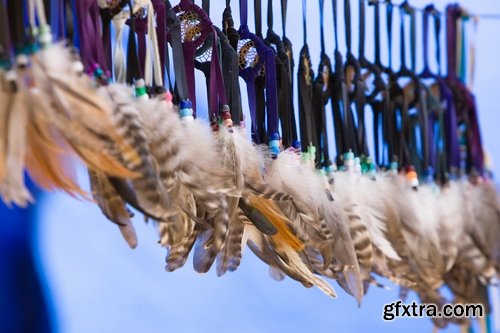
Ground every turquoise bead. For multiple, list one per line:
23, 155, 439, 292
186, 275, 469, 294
179, 108, 193, 118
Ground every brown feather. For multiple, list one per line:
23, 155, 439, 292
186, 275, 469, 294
25, 119, 88, 199
247, 195, 304, 252
0, 78, 32, 206
88, 170, 138, 248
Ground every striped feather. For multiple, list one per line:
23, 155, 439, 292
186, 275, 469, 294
193, 229, 217, 273
216, 209, 245, 276
345, 203, 374, 272
106, 84, 173, 220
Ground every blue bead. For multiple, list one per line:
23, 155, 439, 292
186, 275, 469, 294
269, 132, 280, 141
344, 151, 354, 160
180, 100, 192, 109
270, 146, 280, 155
179, 108, 193, 117
292, 140, 301, 149
269, 139, 280, 148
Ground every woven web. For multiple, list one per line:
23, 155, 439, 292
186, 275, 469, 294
195, 44, 213, 63
237, 39, 259, 69
178, 11, 202, 43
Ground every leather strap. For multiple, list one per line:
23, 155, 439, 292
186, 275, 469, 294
166, 2, 189, 101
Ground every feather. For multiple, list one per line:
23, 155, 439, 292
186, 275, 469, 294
0, 72, 11, 183
23, 84, 88, 199
238, 198, 277, 235
25, 118, 88, 199
245, 181, 293, 202
193, 229, 217, 273
245, 224, 336, 297
88, 170, 138, 248
163, 194, 198, 272
436, 182, 465, 272
106, 84, 174, 220
332, 173, 374, 275
32, 44, 115, 134
265, 150, 334, 243
213, 197, 229, 251
165, 231, 198, 272
30, 45, 136, 179
261, 152, 362, 301
216, 208, 246, 276
355, 175, 401, 261
269, 266, 286, 281
247, 195, 304, 252
137, 97, 228, 226
0, 72, 32, 207
465, 181, 500, 273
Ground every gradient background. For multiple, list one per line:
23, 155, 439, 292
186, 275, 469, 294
14, 0, 500, 332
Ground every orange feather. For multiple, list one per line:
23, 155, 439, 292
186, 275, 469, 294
247, 195, 304, 251
25, 119, 89, 199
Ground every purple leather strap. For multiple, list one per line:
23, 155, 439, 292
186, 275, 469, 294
238, 0, 279, 141
265, 48, 278, 136
173, 0, 213, 116
238, 0, 264, 141
208, 29, 228, 117
134, 18, 147, 83
76, 0, 107, 70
